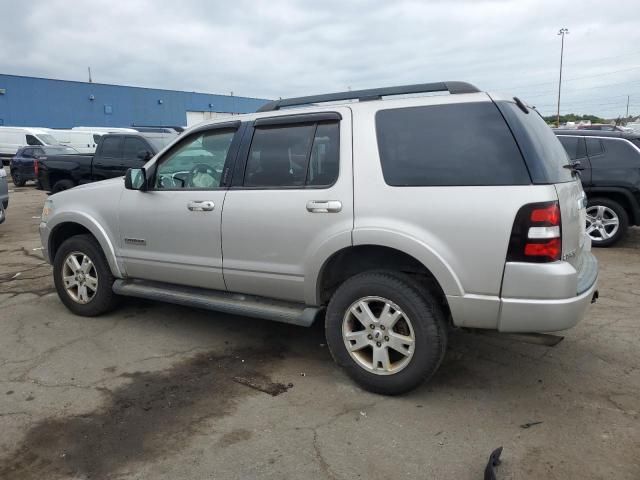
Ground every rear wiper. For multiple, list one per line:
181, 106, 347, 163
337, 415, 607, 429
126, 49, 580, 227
563, 160, 585, 175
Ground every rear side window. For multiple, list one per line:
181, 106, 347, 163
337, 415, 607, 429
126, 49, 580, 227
100, 137, 122, 158
496, 102, 573, 184
122, 137, 150, 158
593, 139, 640, 168
244, 122, 339, 188
26, 135, 43, 146
558, 136, 587, 160
585, 138, 604, 156
376, 102, 530, 186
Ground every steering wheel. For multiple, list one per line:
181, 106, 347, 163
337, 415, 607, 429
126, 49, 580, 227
187, 163, 220, 188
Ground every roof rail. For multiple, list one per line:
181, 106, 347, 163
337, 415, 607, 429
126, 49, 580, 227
257, 81, 481, 112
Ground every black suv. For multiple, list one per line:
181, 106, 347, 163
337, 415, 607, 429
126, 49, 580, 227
554, 129, 640, 246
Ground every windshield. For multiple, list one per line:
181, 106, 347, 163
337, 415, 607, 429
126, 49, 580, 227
37, 134, 61, 145
43, 146, 80, 155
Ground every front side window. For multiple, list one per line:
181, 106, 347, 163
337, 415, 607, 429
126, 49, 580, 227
26, 135, 43, 146
244, 122, 339, 188
154, 129, 235, 190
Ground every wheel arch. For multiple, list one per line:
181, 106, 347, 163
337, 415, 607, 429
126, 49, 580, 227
585, 187, 640, 225
48, 214, 122, 278
313, 243, 461, 313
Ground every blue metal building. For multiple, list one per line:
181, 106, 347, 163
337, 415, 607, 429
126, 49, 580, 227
0, 74, 269, 128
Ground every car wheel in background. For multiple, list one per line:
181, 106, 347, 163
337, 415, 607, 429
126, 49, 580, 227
11, 171, 26, 187
53, 234, 120, 316
325, 270, 448, 395
52, 179, 75, 193
586, 197, 628, 247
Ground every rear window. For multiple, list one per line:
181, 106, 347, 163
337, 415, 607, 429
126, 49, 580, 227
100, 137, 122, 157
376, 102, 530, 186
497, 102, 573, 183
586, 138, 604, 156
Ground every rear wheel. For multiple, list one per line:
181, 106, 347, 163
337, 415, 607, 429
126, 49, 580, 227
52, 179, 75, 193
586, 197, 628, 247
325, 271, 447, 395
11, 171, 26, 187
53, 234, 119, 316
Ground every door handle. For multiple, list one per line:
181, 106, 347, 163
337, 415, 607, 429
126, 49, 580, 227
306, 200, 342, 213
187, 200, 215, 211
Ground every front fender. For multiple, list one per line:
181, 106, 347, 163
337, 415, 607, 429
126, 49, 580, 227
45, 211, 123, 278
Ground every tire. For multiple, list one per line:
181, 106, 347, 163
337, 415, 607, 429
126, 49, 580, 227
52, 179, 75, 193
325, 270, 448, 395
11, 171, 26, 187
586, 197, 629, 247
53, 234, 120, 316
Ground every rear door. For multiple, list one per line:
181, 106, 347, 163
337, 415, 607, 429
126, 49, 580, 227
221, 110, 352, 303
557, 135, 591, 185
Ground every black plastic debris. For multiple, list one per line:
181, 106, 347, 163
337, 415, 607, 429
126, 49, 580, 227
520, 421, 543, 429
484, 446, 503, 480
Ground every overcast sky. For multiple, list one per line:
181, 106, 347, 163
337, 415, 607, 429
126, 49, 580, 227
1, 0, 639, 118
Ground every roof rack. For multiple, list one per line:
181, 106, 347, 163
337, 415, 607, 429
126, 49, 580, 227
257, 81, 481, 112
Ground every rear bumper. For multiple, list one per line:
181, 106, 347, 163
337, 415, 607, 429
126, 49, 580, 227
498, 252, 598, 332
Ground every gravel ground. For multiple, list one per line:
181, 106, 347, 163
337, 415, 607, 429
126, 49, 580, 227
1, 176, 639, 479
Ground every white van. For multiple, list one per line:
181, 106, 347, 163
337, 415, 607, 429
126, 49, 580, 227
0, 127, 60, 165
72, 126, 137, 133
45, 129, 103, 154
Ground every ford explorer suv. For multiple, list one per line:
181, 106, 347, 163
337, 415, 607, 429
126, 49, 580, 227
39, 82, 598, 394
555, 128, 640, 247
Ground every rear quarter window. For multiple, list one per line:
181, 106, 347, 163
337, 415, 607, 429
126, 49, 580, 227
376, 102, 530, 186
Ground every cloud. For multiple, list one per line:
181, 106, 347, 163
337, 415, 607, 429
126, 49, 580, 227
1, 0, 639, 117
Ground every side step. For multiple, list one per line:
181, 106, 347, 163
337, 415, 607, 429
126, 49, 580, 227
113, 279, 321, 327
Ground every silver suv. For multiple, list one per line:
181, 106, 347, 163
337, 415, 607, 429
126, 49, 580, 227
39, 82, 598, 394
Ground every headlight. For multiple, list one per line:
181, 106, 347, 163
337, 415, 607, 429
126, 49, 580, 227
41, 199, 54, 222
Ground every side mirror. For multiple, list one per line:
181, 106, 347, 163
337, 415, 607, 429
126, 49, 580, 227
137, 150, 152, 161
124, 168, 147, 191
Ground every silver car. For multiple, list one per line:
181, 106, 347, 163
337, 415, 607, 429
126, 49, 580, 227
39, 82, 598, 394
0, 167, 8, 224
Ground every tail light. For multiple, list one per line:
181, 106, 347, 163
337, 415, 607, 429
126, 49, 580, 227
507, 201, 562, 263
34, 159, 39, 176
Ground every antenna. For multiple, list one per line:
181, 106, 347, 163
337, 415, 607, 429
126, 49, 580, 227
88, 67, 93, 83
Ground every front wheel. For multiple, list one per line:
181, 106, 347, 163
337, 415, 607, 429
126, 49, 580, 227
53, 234, 119, 316
325, 271, 447, 395
52, 179, 75, 193
586, 197, 629, 247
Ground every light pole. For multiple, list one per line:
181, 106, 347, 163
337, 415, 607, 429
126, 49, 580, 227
556, 28, 569, 127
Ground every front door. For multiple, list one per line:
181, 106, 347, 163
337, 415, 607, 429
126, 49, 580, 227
221, 109, 353, 303
118, 125, 241, 290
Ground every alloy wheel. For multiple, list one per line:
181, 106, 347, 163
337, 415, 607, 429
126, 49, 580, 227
62, 251, 99, 304
342, 296, 415, 375
586, 205, 619, 242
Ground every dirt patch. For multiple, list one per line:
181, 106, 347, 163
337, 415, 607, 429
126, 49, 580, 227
0, 347, 292, 479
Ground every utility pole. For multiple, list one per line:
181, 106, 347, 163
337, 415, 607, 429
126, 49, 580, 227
88, 67, 93, 83
626, 95, 630, 119
556, 28, 569, 127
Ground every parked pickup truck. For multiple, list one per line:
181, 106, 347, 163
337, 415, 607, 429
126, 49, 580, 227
37, 132, 176, 193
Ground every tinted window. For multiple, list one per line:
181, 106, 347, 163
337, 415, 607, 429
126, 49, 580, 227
100, 137, 122, 158
244, 124, 315, 187
26, 135, 43, 146
586, 138, 604, 156
558, 136, 587, 160
376, 102, 530, 186
155, 129, 235, 190
21, 148, 34, 157
93, 134, 102, 144
122, 137, 150, 159
307, 123, 339, 186
593, 139, 640, 168
497, 103, 573, 184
